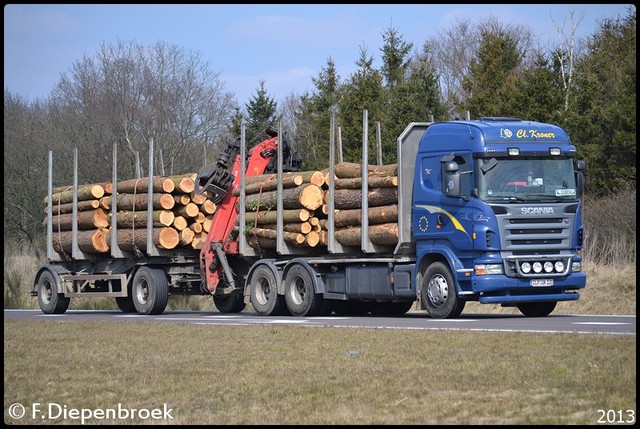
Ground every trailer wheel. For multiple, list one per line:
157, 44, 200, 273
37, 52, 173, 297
421, 262, 465, 319
115, 296, 136, 313
248, 263, 287, 316
284, 263, 325, 316
131, 267, 168, 315
213, 293, 246, 313
37, 270, 70, 314
517, 301, 557, 317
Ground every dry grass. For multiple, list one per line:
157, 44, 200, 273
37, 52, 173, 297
3, 320, 636, 425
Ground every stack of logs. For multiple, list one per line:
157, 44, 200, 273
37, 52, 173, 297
43, 173, 215, 254
44, 161, 400, 256
237, 162, 399, 251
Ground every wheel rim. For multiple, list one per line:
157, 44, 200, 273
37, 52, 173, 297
41, 279, 54, 304
136, 279, 149, 304
427, 274, 448, 307
255, 277, 270, 306
290, 276, 306, 306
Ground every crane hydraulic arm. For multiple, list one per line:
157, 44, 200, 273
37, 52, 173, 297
194, 128, 294, 295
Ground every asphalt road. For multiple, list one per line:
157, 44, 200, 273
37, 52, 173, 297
4, 310, 635, 335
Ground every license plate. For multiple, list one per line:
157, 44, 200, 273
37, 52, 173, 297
531, 279, 554, 287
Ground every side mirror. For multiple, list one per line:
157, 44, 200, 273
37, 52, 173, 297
575, 160, 586, 196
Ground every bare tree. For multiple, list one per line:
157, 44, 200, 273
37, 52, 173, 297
551, 8, 585, 112
426, 18, 480, 118
49, 39, 235, 181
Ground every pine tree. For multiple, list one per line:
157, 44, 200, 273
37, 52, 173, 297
245, 80, 277, 144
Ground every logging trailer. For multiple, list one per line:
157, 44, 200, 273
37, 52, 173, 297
33, 114, 587, 318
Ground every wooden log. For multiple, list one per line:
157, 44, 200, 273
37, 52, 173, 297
202, 215, 213, 233
98, 196, 110, 210
112, 193, 175, 211
190, 222, 203, 234
247, 227, 305, 245
194, 212, 206, 223
242, 208, 311, 225
333, 176, 398, 189
244, 184, 323, 211
174, 194, 192, 206
44, 184, 105, 205
44, 199, 100, 215
334, 223, 399, 247
190, 191, 207, 205
167, 175, 195, 194
179, 228, 195, 246
199, 200, 216, 215
334, 162, 397, 179
232, 174, 304, 196
330, 187, 398, 209
172, 216, 188, 231
334, 204, 398, 227
305, 230, 320, 247
247, 236, 277, 250
46, 209, 109, 231
191, 232, 206, 250
115, 177, 175, 194
175, 202, 199, 218
111, 210, 175, 228
106, 227, 180, 251
260, 221, 313, 235
52, 229, 109, 254
243, 171, 325, 187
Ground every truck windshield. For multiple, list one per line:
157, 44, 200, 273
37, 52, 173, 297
478, 157, 578, 202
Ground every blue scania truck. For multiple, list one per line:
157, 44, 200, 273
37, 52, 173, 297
34, 115, 587, 318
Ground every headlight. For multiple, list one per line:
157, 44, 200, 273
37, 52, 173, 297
533, 262, 543, 273
475, 264, 504, 275
572, 261, 582, 272
544, 262, 554, 273
555, 261, 565, 273
521, 262, 532, 274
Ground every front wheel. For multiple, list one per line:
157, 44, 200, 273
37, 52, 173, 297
421, 262, 465, 319
517, 301, 557, 317
37, 270, 70, 314
131, 267, 169, 315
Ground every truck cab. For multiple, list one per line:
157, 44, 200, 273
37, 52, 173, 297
413, 117, 586, 317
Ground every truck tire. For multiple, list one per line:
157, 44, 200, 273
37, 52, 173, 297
37, 270, 70, 314
213, 293, 246, 313
516, 301, 557, 317
284, 263, 325, 317
115, 296, 136, 313
131, 267, 169, 315
248, 263, 287, 316
421, 262, 465, 319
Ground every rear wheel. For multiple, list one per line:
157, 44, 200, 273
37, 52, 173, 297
249, 263, 287, 316
517, 301, 557, 317
284, 263, 325, 316
37, 270, 70, 314
213, 293, 246, 313
421, 262, 465, 319
131, 267, 169, 315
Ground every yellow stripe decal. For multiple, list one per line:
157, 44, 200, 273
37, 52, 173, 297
416, 205, 468, 235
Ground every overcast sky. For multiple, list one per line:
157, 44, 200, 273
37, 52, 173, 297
4, 3, 633, 105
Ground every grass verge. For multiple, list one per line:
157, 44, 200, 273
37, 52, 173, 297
3, 320, 636, 425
